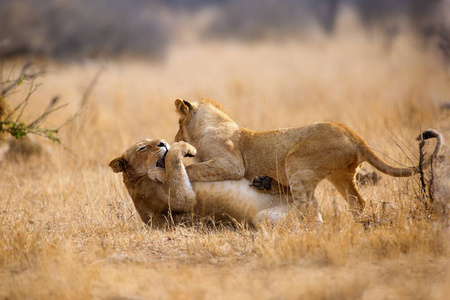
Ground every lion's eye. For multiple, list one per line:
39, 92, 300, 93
137, 145, 147, 152
157, 142, 165, 148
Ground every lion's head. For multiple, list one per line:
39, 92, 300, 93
109, 139, 172, 226
109, 139, 170, 178
174, 99, 236, 144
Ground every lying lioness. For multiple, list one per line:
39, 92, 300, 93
109, 139, 291, 227
168, 99, 443, 221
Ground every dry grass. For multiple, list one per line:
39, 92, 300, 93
1, 27, 450, 299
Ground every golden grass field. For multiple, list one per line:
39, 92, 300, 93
1, 28, 450, 299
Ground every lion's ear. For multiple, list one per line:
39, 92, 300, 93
175, 99, 193, 116
109, 157, 126, 173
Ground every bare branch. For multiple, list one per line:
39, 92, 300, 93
385, 127, 419, 160
6, 82, 41, 122
417, 126, 436, 209
391, 137, 418, 173
428, 156, 435, 203
1, 63, 69, 144
418, 127, 427, 194
56, 106, 87, 132
27, 101, 68, 129
1, 62, 32, 97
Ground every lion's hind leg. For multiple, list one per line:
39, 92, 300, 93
327, 170, 366, 216
284, 164, 326, 223
284, 144, 340, 223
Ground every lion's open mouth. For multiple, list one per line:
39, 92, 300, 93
156, 150, 168, 168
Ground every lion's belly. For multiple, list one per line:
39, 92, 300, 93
192, 179, 285, 221
243, 152, 291, 186
241, 127, 312, 186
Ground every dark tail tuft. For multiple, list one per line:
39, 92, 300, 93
416, 129, 440, 141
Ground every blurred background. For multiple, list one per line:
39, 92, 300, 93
2, 0, 450, 162
1, 0, 450, 61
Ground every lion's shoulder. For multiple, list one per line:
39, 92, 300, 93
199, 99, 232, 118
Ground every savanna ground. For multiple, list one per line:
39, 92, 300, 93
1, 25, 450, 299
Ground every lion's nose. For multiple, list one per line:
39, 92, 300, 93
157, 140, 171, 150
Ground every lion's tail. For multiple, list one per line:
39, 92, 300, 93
362, 129, 443, 177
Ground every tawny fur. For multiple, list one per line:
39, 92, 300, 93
110, 139, 291, 227
174, 99, 443, 219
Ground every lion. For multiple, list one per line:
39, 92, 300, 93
167, 99, 443, 221
109, 139, 291, 227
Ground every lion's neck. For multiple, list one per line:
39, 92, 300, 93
188, 110, 239, 145
122, 172, 145, 189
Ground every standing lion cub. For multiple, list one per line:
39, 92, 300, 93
171, 99, 442, 221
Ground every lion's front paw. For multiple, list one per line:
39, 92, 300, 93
173, 141, 197, 158
148, 168, 166, 183
250, 176, 273, 191
183, 144, 197, 158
